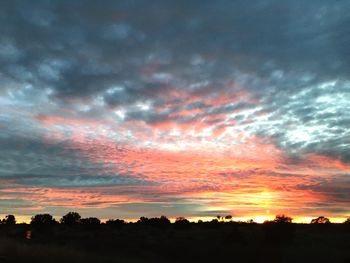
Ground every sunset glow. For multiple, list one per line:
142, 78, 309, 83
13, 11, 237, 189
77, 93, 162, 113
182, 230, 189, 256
0, 1, 349, 223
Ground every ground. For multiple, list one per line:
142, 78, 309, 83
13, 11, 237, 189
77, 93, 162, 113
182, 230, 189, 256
0, 223, 349, 263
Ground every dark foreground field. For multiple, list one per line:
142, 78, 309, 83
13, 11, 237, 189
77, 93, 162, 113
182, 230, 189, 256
1, 223, 350, 263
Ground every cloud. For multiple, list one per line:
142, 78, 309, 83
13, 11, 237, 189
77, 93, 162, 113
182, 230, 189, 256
1, 0, 349, 219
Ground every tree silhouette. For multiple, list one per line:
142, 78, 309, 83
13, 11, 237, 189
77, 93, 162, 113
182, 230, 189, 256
210, 219, 219, 224
174, 217, 191, 229
158, 215, 171, 224
150, 216, 170, 227
80, 217, 101, 225
246, 219, 255, 224
344, 217, 350, 224
2, 215, 16, 225
106, 219, 125, 227
264, 215, 295, 244
225, 215, 232, 221
137, 216, 170, 227
60, 212, 81, 225
273, 214, 293, 224
137, 216, 149, 224
310, 216, 330, 224
30, 214, 56, 225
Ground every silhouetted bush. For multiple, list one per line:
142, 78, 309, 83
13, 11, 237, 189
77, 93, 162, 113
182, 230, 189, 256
137, 216, 149, 224
174, 217, 191, 229
2, 215, 16, 225
60, 212, 81, 225
150, 215, 171, 227
0, 222, 349, 263
137, 216, 170, 228
344, 217, 350, 231
310, 216, 331, 224
209, 219, 219, 225
1, 213, 350, 263
105, 219, 125, 227
263, 215, 295, 244
30, 214, 56, 225
80, 217, 101, 225
273, 214, 293, 224
224, 215, 232, 221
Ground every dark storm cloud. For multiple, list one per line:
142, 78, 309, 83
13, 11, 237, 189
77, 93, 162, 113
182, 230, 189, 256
1, 0, 349, 98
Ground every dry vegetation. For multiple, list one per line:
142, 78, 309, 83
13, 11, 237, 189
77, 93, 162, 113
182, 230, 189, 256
0, 215, 350, 263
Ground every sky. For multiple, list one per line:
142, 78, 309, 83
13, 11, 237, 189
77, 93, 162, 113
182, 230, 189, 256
0, 0, 349, 223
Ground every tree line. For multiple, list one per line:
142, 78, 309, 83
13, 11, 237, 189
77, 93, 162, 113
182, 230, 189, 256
1, 213, 350, 226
